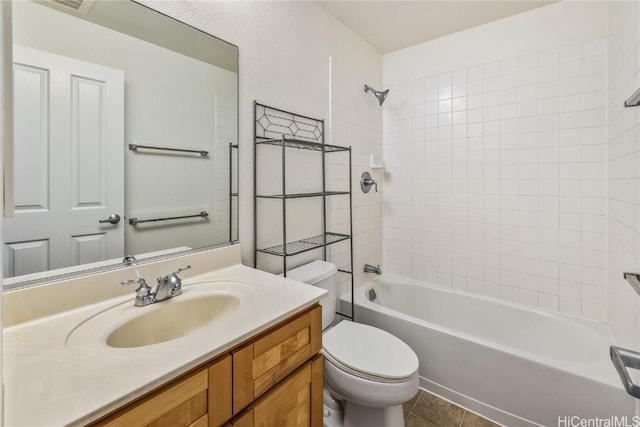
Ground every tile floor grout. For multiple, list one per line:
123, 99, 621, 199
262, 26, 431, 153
403, 388, 501, 427
458, 411, 467, 427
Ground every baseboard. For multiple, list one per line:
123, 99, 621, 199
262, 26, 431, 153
418, 376, 543, 427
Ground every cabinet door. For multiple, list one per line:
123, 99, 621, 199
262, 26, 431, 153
230, 356, 323, 427
209, 354, 233, 426
91, 369, 208, 427
90, 355, 232, 427
232, 305, 321, 414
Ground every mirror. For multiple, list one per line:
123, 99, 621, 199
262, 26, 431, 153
3, 0, 238, 288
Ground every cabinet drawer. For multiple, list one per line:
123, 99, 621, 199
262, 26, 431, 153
232, 305, 321, 414
230, 355, 323, 427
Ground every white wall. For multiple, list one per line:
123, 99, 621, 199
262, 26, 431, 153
141, 1, 383, 286
382, 1, 609, 320
0, 2, 8, 423
607, 1, 640, 351
385, 2, 608, 85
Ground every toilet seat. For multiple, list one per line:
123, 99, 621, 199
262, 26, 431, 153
322, 321, 419, 383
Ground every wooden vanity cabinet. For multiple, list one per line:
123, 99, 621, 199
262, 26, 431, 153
231, 303, 322, 413
229, 356, 323, 427
88, 305, 322, 427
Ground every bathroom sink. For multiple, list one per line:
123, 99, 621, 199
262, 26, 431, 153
65, 280, 255, 352
106, 294, 239, 348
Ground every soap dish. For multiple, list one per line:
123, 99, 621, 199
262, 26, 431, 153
370, 154, 386, 169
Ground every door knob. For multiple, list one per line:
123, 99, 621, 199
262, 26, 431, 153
99, 214, 121, 224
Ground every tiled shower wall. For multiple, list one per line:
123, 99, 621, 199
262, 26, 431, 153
383, 38, 607, 321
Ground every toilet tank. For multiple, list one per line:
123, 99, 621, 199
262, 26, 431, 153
286, 260, 337, 330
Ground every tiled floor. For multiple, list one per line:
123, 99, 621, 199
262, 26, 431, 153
403, 389, 501, 427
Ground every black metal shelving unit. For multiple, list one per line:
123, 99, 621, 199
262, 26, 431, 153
253, 101, 354, 320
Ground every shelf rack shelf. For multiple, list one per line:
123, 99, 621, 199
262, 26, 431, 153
256, 137, 350, 153
257, 232, 351, 257
253, 102, 355, 320
256, 191, 350, 199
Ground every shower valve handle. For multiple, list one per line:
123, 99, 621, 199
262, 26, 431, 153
367, 179, 378, 192
361, 172, 378, 193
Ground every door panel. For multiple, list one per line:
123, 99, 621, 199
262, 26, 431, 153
3, 45, 124, 278
13, 63, 49, 211
72, 75, 107, 208
4, 240, 49, 277
71, 233, 107, 265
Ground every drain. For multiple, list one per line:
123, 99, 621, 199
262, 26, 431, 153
368, 288, 377, 301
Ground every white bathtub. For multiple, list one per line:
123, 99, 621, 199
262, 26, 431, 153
341, 276, 635, 427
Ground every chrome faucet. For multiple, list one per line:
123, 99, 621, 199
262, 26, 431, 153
122, 265, 191, 307
122, 255, 137, 266
364, 264, 381, 275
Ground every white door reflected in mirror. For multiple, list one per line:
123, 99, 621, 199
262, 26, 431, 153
4, 45, 124, 277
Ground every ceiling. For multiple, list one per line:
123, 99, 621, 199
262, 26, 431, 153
317, 1, 556, 53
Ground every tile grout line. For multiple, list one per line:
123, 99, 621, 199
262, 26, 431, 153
407, 391, 435, 427
458, 410, 467, 427
409, 411, 438, 427
410, 390, 423, 413
407, 388, 501, 427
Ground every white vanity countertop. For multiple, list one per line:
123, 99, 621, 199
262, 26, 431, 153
4, 263, 327, 427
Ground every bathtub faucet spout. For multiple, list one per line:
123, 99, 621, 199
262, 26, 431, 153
364, 264, 381, 275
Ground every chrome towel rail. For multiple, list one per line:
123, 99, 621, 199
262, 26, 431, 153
623, 272, 640, 296
624, 88, 640, 107
128, 143, 208, 157
611, 346, 640, 399
128, 211, 209, 226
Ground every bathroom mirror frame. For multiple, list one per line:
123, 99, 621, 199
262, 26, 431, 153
2, 0, 239, 291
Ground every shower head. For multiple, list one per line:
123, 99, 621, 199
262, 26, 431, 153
364, 84, 389, 106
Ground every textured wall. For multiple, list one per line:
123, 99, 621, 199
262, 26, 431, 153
141, 1, 383, 284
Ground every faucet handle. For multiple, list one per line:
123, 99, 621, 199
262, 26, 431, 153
172, 265, 191, 289
160, 265, 191, 298
121, 278, 153, 306
173, 265, 191, 275
360, 172, 378, 193
121, 277, 147, 287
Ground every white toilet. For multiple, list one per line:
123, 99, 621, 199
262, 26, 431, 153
287, 260, 419, 427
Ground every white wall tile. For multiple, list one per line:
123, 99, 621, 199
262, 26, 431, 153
383, 37, 607, 320
583, 39, 606, 58
439, 73, 452, 87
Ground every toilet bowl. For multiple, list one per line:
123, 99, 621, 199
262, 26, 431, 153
286, 260, 419, 427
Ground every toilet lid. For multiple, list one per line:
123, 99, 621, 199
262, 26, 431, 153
322, 321, 419, 381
